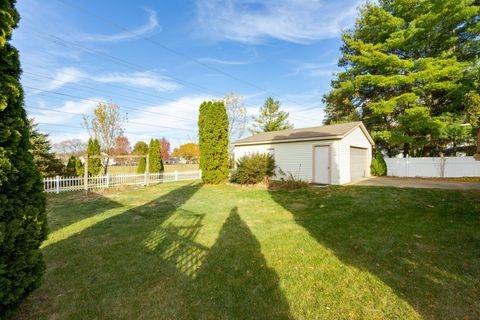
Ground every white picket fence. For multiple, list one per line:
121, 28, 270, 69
385, 156, 480, 178
43, 170, 202, 193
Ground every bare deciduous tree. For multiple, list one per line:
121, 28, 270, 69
224, 92, 247, 153
83, 102, 127, 173
53, 139, 86, 156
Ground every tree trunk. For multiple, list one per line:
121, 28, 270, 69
403, 143, 409, 157
104, 156, 109, 175
477, 128, 480, 154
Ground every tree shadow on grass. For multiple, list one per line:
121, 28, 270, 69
19, 185, 292, 319
45, 192, 124, 233
190, 207, 292, 319
17, 183, 203, 319
268, 186, 480, 319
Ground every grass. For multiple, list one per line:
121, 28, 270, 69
15, 182, 480, 319
413, 177, 480, 183
107, 164, 199, 174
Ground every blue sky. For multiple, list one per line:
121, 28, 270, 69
13, 0, 363, 148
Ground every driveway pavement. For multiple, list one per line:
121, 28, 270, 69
352, 176, 480, 190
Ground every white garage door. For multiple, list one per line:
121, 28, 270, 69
350, 147, 368, 182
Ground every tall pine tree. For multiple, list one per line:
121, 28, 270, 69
199, 101, 229, 183
249, 97, 293, 134
323, 0, 479, 156
28, 119, 64, 177
0, 1, 47, 316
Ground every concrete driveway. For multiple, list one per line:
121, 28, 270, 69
352, 176, 480, 190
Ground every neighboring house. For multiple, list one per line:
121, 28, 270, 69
233, 122, 374, 185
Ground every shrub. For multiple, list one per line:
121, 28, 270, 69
371, 149, 387, 176
133, 141, 148, 173
0, 1, 47, 316
230, 153, 276, 185
75, 157, 84, 177
148, 138, 164, 173
65, 156, 78, 176
86, 138, 102, 176
270, 168, 310, 190
199, 100, 229, 184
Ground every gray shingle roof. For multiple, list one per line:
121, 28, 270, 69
234, 122, 370, 145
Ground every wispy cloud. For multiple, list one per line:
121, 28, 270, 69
79, 8, 160, 42
198, 57, 251, 65
95, 71, 180, 92
195, 0, 361, 43
28, 99, 99, 125
44, 67, 87, 91
286, 60, 339, 78
26, 67, 180, 93
125, 96, 211, 146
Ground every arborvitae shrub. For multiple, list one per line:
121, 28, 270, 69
198, 101, 229, 184
86, 138, 102, 176
75, 157, 84, 177
230, 153, 276, 185
0, 1, 48, 316
133, 141, 148, 173
371, 149, 387, 176
65, 156, 78, 176
148, 139, 164, 173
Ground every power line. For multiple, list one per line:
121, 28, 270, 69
23, 71, 197, 122
55, 0, 323, 110
31, 8, 322, 125
27, 105, 196, 132
31, 30, 225, 98
24, 85, 198, 123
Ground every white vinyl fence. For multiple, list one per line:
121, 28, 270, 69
43, 170, 202, 193
385, 156, 480, 178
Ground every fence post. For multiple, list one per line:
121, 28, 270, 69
405, 154, 409, 177
84, 155, 88, 194
198, 169, 202, 180
145, 154, 149, 187
55, 175, 60, 194
174, 170, 178, 181
106, 173, 110, 189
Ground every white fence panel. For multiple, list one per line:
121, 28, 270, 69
43, 170, 202, 193
385, 157, 480, 178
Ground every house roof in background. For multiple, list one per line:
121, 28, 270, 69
233, 122, 374, 146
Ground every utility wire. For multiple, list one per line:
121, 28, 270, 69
27, 105, 196, 132
23, 72, 197, 122
24, 85, 199, 123
29, 19, 322, 125
56, 0, 323, 111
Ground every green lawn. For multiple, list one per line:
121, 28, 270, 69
107, 164, 199, 174
15, 182, 480, 319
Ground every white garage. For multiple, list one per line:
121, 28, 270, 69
233, 122, 374, 185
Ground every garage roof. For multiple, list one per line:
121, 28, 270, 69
233, 121, 374, 146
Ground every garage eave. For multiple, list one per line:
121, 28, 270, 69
233, 136, 342, 146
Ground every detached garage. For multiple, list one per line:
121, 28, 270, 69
233, 122, 374, 185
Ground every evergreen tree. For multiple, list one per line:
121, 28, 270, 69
86, 138, 102, 176
323, 0, 479, 156
148, 139, 164, 173
75, 157, 84, 177
0, 1, 47, 316
65, 156, 77, 176
28, 119, 64, 177
133, 141, 149, 173
198, 100, 229, 183
249, 97, 293, 134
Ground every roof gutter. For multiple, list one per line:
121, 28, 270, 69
233, 135, 343, 146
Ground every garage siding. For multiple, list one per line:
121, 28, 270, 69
337, 127, 372, 184
234, 140, 341, 183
